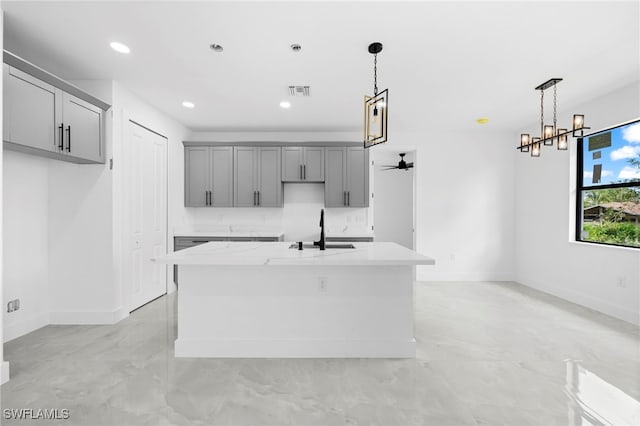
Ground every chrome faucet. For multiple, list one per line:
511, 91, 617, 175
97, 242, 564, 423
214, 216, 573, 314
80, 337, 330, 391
313, 209, 326, 250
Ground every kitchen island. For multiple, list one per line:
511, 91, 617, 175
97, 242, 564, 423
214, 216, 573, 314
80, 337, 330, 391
153, 241, 434, 358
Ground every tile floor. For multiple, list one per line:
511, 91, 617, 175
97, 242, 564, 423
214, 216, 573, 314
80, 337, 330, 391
1, 282, 639, 425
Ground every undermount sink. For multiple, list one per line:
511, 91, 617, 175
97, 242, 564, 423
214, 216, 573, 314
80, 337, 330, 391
289, 243, 355, 250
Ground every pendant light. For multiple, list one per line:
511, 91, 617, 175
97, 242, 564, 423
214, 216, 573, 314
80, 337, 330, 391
364, 42, 388, 148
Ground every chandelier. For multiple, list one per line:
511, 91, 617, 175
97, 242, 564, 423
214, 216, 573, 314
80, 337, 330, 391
364, 42, 388, 148
518, 78, 588, 157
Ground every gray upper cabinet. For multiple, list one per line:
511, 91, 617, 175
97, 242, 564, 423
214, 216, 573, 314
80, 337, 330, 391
185, 146, 233, 207
3, 65, 57, 153
61, 92, 103, 163
3, 52, 109, 164
234, 146, 282, 207
324, 146, 369, 208
281, 146, 324, 182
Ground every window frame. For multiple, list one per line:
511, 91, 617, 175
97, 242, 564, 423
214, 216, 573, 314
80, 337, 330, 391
575, 122, 640, 249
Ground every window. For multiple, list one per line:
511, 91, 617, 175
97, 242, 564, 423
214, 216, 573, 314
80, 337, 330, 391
576, 119, 640, 248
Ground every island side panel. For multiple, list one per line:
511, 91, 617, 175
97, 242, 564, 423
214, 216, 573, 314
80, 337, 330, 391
175, 265, 415, 358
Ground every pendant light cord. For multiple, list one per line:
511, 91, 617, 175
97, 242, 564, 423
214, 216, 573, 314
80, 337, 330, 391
373, 53, 378, 96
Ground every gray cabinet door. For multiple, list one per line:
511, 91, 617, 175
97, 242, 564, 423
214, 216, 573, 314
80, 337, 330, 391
281, 146, 303, 182
61, 92, 103, 163
324, 147, 347, 207
3, 65, 57, 152
210, 146, 233, 207
234, 146, 258, 207
185, 147, 210, 207
257, 147, 282, 207
346, 147, 369, 207
303, 147, 324, 182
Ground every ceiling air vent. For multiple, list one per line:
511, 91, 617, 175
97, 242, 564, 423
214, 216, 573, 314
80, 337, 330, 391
288, 86, 310, 97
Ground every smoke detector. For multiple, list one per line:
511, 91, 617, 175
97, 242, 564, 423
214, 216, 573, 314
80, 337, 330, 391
288, 86, 310, 97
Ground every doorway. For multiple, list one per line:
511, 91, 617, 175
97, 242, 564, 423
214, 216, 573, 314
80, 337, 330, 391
125, 120, 168, 311
373, 150, 415, 249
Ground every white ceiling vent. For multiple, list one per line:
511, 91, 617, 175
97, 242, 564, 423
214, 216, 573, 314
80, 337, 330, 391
289, 85, 310, 97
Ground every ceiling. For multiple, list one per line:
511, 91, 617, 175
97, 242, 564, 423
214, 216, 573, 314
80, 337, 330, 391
2, 1, 639, 135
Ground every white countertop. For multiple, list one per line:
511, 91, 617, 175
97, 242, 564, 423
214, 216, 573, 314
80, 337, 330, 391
174, 231, 285, 238
153, 241, 434, 266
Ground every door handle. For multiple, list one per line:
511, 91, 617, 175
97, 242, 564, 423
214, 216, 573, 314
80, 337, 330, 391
58, 123, 64, 151
66, 126, 71, 152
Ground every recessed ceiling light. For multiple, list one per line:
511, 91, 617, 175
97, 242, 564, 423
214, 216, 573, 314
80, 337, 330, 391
280, 101, 291, 109
476, 117, 489, 124
110, 41, 130, 54
210, 44, 224, 52
182, 101, 195, 109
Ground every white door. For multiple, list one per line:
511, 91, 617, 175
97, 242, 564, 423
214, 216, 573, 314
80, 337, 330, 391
128, 121, 168, 311
374, 150, 415, 249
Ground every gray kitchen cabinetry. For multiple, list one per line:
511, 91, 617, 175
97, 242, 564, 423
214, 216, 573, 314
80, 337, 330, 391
281, 146, 324, 182
234, 146, 282, 207
2, 52, 109, 164
324, 146, 369, 207
185, 146, 233, 207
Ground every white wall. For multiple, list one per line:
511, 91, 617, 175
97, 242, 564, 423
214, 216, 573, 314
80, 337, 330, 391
2, 152, 50, 338
0, 6, 10, 384
413, 129, 516, 281
515, 82, 640, 325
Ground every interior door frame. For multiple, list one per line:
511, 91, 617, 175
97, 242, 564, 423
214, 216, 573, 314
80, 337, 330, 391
121, 114, 169, 313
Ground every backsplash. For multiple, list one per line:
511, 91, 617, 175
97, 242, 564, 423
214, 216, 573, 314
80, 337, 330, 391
179, 183, 370, 241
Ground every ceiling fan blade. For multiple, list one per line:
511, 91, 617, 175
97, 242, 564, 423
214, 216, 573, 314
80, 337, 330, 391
406, 162, 414, 167
380, 164, 397, 168
381, 166, 399, 170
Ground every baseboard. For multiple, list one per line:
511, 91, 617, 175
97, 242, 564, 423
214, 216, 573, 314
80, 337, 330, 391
516, 276, 640, 326
416, 270, 514, 282
3, 313, 49, 343
175, 338, 416, 358
49, 306, 128, 325
0, 361, 10, 385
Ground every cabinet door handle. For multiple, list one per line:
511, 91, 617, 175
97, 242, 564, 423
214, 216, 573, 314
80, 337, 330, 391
303, 164, 306, 180
66, 126, 71, 152
253, 191, 256, 206
210, 188, 213, 206
300, 164, 303, 180
258, 191, 261, 206
343, 191, 346, 206
347, 191, 350, 206
58, 123, 64, 151
205, 191, 208, 205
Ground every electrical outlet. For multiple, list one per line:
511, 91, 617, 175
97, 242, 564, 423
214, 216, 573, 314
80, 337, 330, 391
7, 301, 13, 313
318, 277, 328, 292
14, 299, 20, 310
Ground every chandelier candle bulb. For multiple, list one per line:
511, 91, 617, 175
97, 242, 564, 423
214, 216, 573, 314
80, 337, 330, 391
543, 125, 555, 145
520, 134, 530, 152
531, 137, 541, 157
557, 129, 568, 150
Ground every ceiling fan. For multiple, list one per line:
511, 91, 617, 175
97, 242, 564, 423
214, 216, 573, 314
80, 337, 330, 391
381, 153, 414, 171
